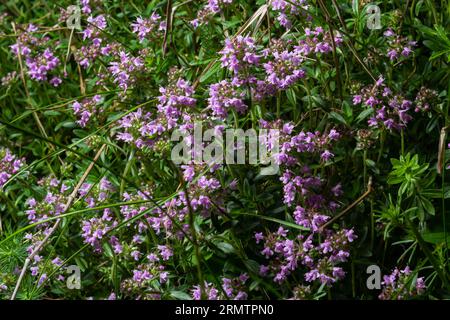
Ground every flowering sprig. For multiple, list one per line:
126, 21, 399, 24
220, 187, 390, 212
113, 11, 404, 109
207, 79, 247, 119
131, 13, 166, 43
0, 148, 25, 188
191, 0, 234, 28
353, 77, 413, 131
116, 76, 197, 148
220, 35, 260, 75
261, 39, 306, 90
383, 29, 416, 62
120, 247, 173, 299
72, 95, 104, 127
74, 15, 117, 68
108, 51, 145, 92
270, 0, 310, 29
25, 177, 70, 226
378, 267, 426, 300
256, 227, 355, 285
10, 24, 62, 86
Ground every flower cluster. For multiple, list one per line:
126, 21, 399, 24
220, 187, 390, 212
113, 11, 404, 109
108, 51, 145, 91
25, 48, 61, 84
120, 189, 187, 238
10, 24, 62, 85
378, 267, 426, 300
414, 86, 438, 113
261, 39, 306, 90
353, 77, 413, 130
383, 29, 416, 61
81, 209, 118, 253
220, 36, 260, 74
207, 79, 247, 119
25, 178, 70, 226
191, 0, 234, 28
212, 29, 340, 103
131, 13, 166, 43
72, 95, 104, 127
74, 15, 117, 68
259, 119, 340, 168
191, 273, 248, 300
270, 0, 310, 29
296, 27, 343, 56
116, 75, 196, 148
22, 177, 73, 287
23, 250, 67, 289
79, 178, 117, 252
256, 227, 355, 285
120, 248, 171, 299
0, 148, 25, 188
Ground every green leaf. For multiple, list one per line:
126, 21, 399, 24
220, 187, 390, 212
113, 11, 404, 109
200, 61, 221, 83
422, 232, 450, 245
328, 111, 347, 125
356, 108, 374, 123
170, 291, 192, 300
420, 196, 435, 215
233, 212, 309, 231
43, 110, 61, 116
352, 0, 359, 15
215, 242, 235, 254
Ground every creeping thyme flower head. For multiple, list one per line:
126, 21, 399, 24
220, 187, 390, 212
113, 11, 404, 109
296, 27, 343, 56
116, 75, 197, 149
108, 51, 145, 91
262, 39, 306, 90
208, 79, 247, 119
256, 226, 355, 285
74, 14, 120, 69
414, 86, 439, 113
378, 267, 426, 300
10, 24, 62, 85
191, 0, 234, 28
270, 0, 310, 29
72, 95, 104, 127
25, 177, 70, 226
0, 148, 25, 188
353, 76, 413, 131
383, 28, 416, 61
131, 13, 166, 42
220, 35, 260, 74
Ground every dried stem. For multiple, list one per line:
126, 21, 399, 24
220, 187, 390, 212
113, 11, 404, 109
319, 177, 373, 231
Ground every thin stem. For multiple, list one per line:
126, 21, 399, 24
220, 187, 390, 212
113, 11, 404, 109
408, 217, 449, 289
276, 91, 281, 118
400, 129, 405, 156
10, 144, 106, 300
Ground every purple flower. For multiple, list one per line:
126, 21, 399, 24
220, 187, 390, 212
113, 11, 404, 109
131, 13, 165, 42
320, 150, 334, 161
220, 36, 260, 74
254, 232, 264, 244
158, 245, 173, 261
0, 148, 25, 188
208, 80, 247, 118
